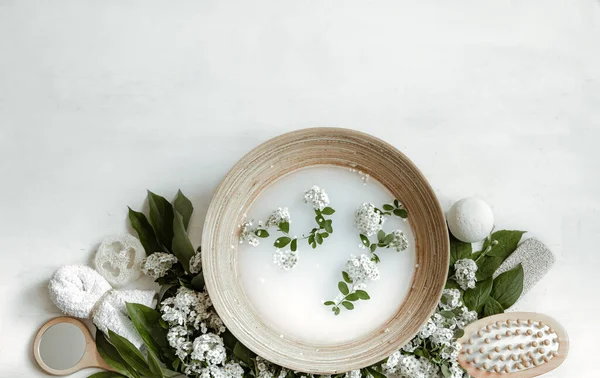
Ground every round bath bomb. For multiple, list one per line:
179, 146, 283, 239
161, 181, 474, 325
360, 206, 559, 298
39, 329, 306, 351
446, 197, 494, 243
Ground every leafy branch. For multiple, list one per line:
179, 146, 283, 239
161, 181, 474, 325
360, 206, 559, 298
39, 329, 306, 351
303, 207, 335, 249
324, 271, 370, 315
378, 199, 408, 218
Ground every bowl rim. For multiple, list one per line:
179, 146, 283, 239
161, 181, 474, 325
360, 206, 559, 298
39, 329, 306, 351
202, 127, 449, 373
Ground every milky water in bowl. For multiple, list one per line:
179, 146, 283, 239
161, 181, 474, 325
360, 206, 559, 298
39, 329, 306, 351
238, 166, 416, 345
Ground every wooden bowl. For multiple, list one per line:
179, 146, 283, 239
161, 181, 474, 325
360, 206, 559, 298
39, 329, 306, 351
202, 128, 449, 373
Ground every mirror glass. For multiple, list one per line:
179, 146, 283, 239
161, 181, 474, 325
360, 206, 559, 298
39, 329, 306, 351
38, 323, 86, 370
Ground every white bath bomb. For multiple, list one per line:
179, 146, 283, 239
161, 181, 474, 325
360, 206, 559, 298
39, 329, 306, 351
447, 198, 494, 243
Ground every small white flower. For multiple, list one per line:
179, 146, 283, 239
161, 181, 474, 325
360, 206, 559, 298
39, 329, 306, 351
354, 202, 385, 236
303, 186, 330, 210
273, 249, 299, 270
389, 229, 409, 252
418, 318, 437, 339
454, 258, 477, 290
189, 251, 202, 274
439, 288, 461, 311
167, 325, 192, 360
190, 333, 226, 365
430, 327, 454, 346
345, 254, 379, 283
266, 207, 291, 227
141, 252, 178, 279
344, 370, 361, 378
240, 221, 260, 246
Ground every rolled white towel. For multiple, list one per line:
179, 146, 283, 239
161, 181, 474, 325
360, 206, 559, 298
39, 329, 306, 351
49, 265, 156, 348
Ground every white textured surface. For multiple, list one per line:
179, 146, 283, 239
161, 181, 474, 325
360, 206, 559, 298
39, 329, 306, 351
447, 197, 495, 243
1, 0, 599, 376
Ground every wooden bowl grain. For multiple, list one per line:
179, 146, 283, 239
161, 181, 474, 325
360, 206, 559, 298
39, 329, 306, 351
202, 128, 449, 373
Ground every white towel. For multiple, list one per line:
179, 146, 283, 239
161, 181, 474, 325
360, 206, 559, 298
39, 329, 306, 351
48, 265, 156, 348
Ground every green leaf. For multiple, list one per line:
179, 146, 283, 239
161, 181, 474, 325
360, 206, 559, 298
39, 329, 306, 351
172, 211, 195, 272
490, 264, 524, 309
449, 235, 473, 267
324, 301, 335, 306
158, 283, 177, 302
360, 234, 370, 247
148, 191, 175, 251
382, 204, 394, 211
315, 215, 326, 227
128, 208, 162, 255
441, 364, 451, 378
147, 351, 165, 378
334, 307, 340, 315
345, 293, 359, 301
454, 329, 465, 339
321, 232, 329, 238
483, 296, 505, 317
366, 367, 386, 378
393, 199, 400, 207
233, 341, 254, 365
324, 219, 333, 233
341, 301, 354, 310
125, 303, 171, 364
279, 222, 290, 234
95, 331, 138, 378
342, 271, 353, 284
315, 233, 323, 245
290, 238, 297, 252
338, 281, 349, 295
383, 233, 394, 245
463, 278, 493, 312
370, 244, 377, 253
439, 310, 455, 318
356, 290, 370, 300
377, 230, 385, 242
191, 273, 205, 291
255, 229, 269, 238
88, 373, 127, 378
173, 190, 193, 231
394, 208, 408, 218
274, 236, 291, 248
108, 330, 153, 377
477, 230, 525, 280
321, 207, 335, 215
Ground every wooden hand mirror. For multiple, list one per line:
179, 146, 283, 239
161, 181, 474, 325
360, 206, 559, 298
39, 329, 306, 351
33, 317, 114, 376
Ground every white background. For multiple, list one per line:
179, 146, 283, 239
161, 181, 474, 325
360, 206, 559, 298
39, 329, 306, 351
1, 0, 599, 377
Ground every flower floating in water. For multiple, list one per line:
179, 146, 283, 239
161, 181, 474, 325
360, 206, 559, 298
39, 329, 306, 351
303, 185, 330, 210
273, 249, 299, 270
355, 202, 385, 236
266, 207, 291, 228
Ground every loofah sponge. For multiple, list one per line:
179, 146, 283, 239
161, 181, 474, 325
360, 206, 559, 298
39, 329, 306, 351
94, 234, 146, 287
494, 238, 555, 298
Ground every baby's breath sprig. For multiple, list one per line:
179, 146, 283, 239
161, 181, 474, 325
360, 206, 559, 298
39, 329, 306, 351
324, 270, 371, 315
303, 207, 335, 249
360, 229, 409, 263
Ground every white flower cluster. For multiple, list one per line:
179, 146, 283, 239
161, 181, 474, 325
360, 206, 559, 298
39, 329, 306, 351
141, 252, 178, 279
383, 352, 440, 378
161, 287, 234, 376
240, 221, 260, 247
390, 229, 409, 252
382, 288, 477, 378
344, 370, 361, 378
266, 207, 291, 228
346, 254, 380, 283
303, 185, 330, 210
354, 202, 385, 236
189, 251, 202, 274
454, 258, 478, 290
255, 356, 290, 378
273, 249, 299, 270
